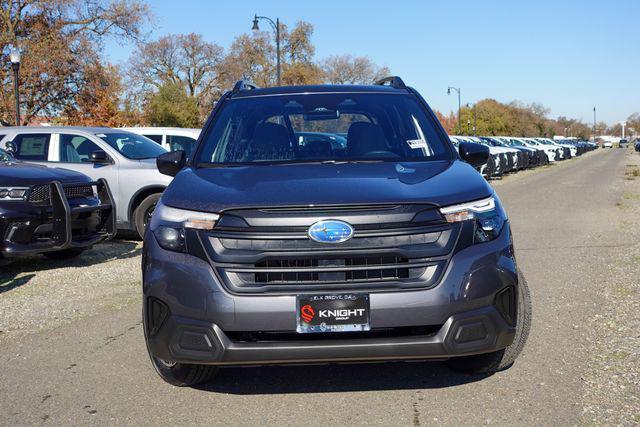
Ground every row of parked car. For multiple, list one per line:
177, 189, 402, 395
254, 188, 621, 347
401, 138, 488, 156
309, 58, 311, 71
449, 136, 598, 178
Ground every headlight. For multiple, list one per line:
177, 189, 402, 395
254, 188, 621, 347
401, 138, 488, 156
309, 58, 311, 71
150, 200, 220, 252
0, 187, 28, 201
440, 196, 507, 242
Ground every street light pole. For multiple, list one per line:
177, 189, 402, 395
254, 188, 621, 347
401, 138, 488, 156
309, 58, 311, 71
593, 106, 596, 143
9, 47, 21, 126
447, 86, 461, 133
252, 14, 281, 86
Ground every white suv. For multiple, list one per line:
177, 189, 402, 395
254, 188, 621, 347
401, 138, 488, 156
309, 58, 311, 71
0, 127, 172, 237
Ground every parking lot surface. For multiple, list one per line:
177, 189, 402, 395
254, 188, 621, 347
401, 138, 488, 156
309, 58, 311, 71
1, 148, 638, 425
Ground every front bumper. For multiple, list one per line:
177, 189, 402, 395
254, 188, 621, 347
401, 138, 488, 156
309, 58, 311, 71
146, 305, 514, 365
0, 179, 116, 255
143, 223, 519, 365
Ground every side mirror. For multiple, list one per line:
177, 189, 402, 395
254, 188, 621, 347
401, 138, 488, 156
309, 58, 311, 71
458, 142, 490, 168
4, 141, 17, 154
157, 150, 186, 177
90, 150, 111, 164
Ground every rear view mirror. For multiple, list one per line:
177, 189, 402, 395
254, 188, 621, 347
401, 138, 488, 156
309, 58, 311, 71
458, 142, 489, 168
90, 150, 111, 164
304, 108, 339, 121
157, 150, 186, 177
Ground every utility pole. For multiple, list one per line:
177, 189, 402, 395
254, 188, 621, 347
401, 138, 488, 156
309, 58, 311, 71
447, 86, 461, 134
467, 103, 477, 136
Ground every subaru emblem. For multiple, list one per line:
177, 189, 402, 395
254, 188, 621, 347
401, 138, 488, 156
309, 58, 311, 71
308, 220, 354, 243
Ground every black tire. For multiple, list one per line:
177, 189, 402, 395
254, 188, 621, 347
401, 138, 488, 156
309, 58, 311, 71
142, 305, 219, 387
148, 355, 219, 387
445, 269, 532, 375
43, 248, 86, 260
133, 193, 161, 239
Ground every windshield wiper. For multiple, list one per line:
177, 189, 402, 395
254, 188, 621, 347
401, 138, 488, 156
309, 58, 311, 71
196, 159, 389, 168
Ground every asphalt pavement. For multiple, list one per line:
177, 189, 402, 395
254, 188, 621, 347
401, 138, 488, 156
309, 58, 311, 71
1, 148, 637, 426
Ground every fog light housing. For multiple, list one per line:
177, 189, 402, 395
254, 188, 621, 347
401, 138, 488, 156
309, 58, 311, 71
155, 226, 185, 251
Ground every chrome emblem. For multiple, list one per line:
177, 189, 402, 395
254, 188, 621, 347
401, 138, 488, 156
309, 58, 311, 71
308, 220, 354, 243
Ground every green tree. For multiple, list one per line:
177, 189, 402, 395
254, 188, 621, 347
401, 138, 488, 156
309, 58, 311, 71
144, 81, 200, 127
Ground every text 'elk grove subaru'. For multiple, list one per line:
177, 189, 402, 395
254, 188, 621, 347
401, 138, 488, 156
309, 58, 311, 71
142, 77, 532, 386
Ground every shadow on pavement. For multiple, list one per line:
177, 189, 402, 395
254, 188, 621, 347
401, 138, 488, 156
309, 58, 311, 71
197, 361, 488, 394
0, 239, 141, 293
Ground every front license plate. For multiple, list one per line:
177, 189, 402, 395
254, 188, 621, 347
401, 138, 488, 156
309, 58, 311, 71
296, 294, 370, 333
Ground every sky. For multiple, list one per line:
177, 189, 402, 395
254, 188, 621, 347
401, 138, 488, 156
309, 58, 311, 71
104, 0, 639, 125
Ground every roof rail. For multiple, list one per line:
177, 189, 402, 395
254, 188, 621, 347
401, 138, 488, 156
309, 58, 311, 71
232, 80, 258, 93
373, 76, 407, 89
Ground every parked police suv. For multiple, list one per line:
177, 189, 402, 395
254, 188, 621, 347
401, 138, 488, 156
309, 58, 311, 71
0, 148, 115, 261
142, 77, 532, 386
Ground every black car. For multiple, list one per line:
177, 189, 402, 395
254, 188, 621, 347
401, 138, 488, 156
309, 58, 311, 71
142, 77, 531, 387
0, 148, 115, 260
480, 137, 532, 169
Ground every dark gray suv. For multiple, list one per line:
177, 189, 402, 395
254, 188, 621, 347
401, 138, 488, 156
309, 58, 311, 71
142, 77, 531, 386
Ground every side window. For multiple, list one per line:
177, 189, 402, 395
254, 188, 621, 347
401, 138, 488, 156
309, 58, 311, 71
12, 134, 51, 161
143, 134, 163, 144
59, 134, 101, 163
168, 135, 197, 156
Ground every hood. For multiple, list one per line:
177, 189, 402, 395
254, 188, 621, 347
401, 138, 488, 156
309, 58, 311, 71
162, 160, 494, 213
0, 160, 91, 187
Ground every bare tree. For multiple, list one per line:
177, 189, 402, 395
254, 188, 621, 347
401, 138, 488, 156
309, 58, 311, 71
321, 54, 390, 85
127, 33, 224, 119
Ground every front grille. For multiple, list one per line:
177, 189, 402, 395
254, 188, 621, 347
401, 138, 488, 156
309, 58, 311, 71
201, 204, 460, 294
27, 185, 49, 203
253, 255, 411, 284
64, 185, 94, 199
226, 325, 442, 342
28, 184, 94, 203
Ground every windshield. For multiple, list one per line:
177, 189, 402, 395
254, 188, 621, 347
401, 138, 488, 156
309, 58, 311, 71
508, 139, 524, 147
483, 137, 503, 147
197, 93, 452, 165
97, 132, 167, 159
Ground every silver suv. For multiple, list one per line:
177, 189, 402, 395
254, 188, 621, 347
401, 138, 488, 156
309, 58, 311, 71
0, 127, 172, 237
